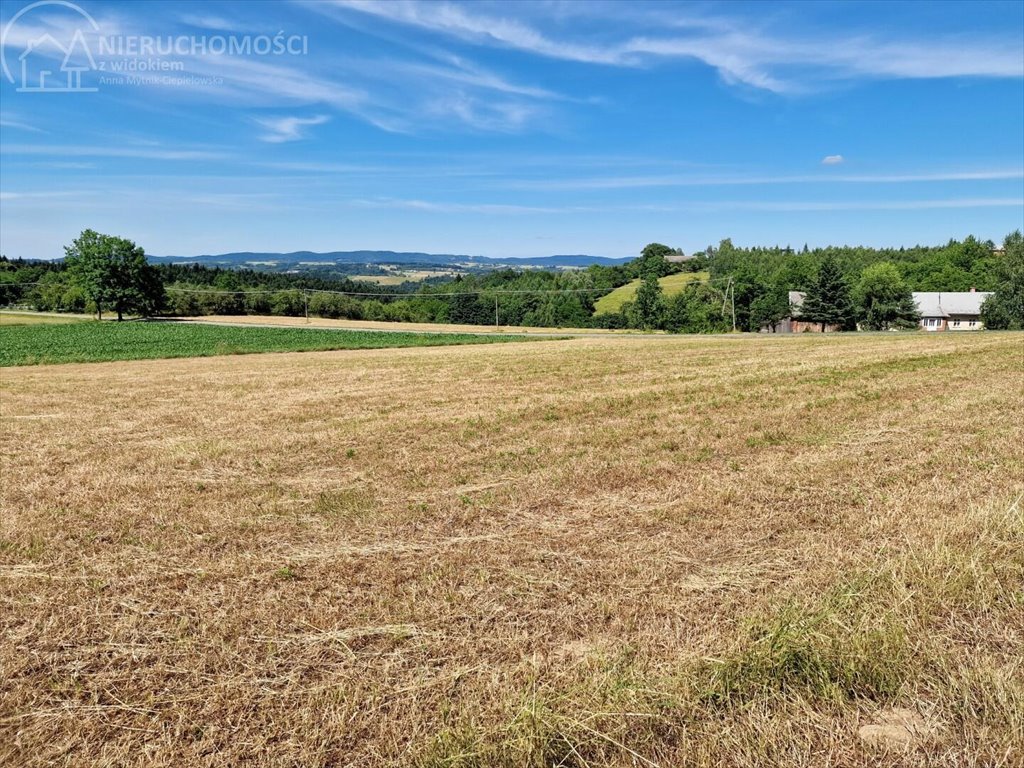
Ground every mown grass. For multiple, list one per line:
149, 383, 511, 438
0, 320, 543, 366
417, 494, 1023, 767
593, 271, 709, 315
0, 311, 87, 326
1, 332, 1021, 766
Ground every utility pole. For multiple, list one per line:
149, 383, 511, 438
495, 293, 499, 329
722, 279, 737, 332
730, 280, 737, 332
304, 290, 309, 323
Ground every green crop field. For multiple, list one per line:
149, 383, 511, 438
0, 321, 544, 366
593, 271, 710, 315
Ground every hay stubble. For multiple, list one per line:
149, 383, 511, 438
1, 333, 1022, 766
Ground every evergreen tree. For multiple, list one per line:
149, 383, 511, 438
630, 273, 665, 330
799, 255, 855, 331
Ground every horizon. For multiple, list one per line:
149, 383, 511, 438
1, 0, 1023, 259
6, 231, 1019, 264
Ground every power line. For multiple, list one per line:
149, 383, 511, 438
161, 276, 729, 300
6, 276, 734, 301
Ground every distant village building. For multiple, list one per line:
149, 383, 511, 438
665, 251, 695, 264
763, 289, 992, 333
765, 291, 843, 333
913, 290, 991, 331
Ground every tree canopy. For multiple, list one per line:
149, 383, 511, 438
799, 255, 856, 331
980, 231, 1024, 330
64, 230, 164, 320
628, 273, 666, 329
855, 262, 920, 330
3, 231, 1018, 334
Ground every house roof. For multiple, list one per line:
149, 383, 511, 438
912, 291, 991, 318
789, 289, 990, 319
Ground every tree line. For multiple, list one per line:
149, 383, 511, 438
1, 229, 1022, 331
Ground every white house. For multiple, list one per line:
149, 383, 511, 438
913, 290, 991, 331
764, 289, 993, 333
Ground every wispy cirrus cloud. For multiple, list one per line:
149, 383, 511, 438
0, 112, 43, 132
822, 155, 845, 165
0, 144, 227, 160
345, 195, 1024, 215
0, 2, 563, 135
505, 168, 1024, 191
316, 0, 1024, 94
688, 198, 1024, 212
255, 114, 330, 143
351, 197, 572, 214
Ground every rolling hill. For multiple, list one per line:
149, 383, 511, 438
150, 250, 631, 270
593, 272, 710, 314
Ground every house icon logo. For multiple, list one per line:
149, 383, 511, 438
2, 1, 100, 93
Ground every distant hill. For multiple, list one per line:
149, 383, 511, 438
150, 250, 631, 269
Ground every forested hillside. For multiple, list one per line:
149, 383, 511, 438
2, 233, 1019, 331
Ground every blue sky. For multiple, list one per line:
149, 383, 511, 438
1, 0, 1022, 259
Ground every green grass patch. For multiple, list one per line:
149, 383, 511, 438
593, 272, 709, 315
698, 583, 910, 707
0, 321, 546, 366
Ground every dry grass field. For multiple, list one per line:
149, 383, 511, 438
0, 311, 88, 326
1, 332, 1022, 767
182, 314, 640, 336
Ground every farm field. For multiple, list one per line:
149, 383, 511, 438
0, 311, 88, 326
183, 313, 644, 336
0, 321, 543, 366
592, 271, 710, 315
351, 269, 461, 285
1, 333, 1022, 767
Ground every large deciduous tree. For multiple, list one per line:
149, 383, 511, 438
631, 243, 682, 279
980, 230, 1024, 330
749, 285, 792, 332
855, 262, 920, 330
799, 255, 855, 331
64, 230, 164, 320
664, 283, 731, 333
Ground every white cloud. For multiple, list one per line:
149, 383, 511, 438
317, 0, 623, 64
317, 0, 1024, 94
351, 197, 570, 214
254, 115, 330, 143
178, 14, 243, 32
688, 198, 1024, 212
822, 155, 845, 165
0, 112, 43, 132
346, 196, 1024, 215
505, 169, 1024, 191
0, 144, 227, 160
